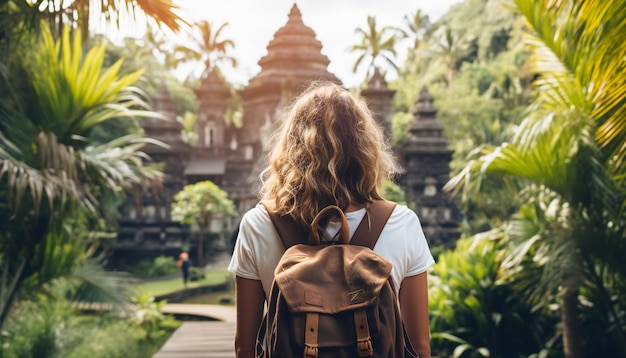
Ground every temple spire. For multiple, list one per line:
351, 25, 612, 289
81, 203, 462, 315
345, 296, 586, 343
245, 3, 340, 88
288, 3, 302, 19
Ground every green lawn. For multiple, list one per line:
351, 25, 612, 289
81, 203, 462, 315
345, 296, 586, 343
133, 269, 232, 297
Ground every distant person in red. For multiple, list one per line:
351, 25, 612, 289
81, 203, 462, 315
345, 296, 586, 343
177, 251, 191, 287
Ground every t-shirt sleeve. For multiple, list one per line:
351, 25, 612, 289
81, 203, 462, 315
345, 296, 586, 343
404, 209, 435, 277
228, 209, 261, 280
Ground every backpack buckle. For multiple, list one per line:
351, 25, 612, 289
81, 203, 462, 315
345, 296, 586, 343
304, 345, 318, 358
357, 338, 373, 357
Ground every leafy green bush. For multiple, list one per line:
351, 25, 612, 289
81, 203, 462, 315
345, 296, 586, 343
62, 316, 179, 358
189, 266, 205, 282
0, 299, 67, 358
428, 236, 554, 358
149, 255, 179, 277
123, 255, 179, 278
0, 296, 179, 358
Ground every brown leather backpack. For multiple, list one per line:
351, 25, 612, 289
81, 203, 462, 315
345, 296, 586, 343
257, 200, 418, 358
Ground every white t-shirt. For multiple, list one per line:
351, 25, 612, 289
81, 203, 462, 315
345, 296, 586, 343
228, 203, 435, 299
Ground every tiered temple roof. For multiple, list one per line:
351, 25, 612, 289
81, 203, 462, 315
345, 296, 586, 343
241, 4, 340, 99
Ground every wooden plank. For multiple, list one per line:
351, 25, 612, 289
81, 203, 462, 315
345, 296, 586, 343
154, 321, 236, 358
161, 304, 236, 323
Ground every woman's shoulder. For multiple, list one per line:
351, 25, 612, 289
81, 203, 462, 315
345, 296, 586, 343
241, 202, 273, 227
243, 202, 270, 217
383, 203, 423, 234
389, 202, 420, 221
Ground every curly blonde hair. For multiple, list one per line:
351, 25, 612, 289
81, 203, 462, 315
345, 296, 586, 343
260, 81, 398, 226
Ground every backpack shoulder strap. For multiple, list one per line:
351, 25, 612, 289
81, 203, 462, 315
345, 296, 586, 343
261, 200, 397, 250
261, 200, 306, 249
351, 200, 397, 249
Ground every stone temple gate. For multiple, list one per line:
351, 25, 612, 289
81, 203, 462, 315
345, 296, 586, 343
113, 4, 459, 266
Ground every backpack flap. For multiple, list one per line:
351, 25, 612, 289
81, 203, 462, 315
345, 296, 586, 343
273, 244, 392, 314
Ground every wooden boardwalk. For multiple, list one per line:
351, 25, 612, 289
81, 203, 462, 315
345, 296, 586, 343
154, 252, 237, 357
160, 304, 236, 323
154, 304, 236, 357
153, 321, 236, 358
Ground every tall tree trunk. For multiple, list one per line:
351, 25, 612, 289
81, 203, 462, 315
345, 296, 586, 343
78, 0, 90, 44
584, 255, 626, 355
0, 217, 49, 329
561, 255, 584, 358
197, 227, 204, 266
0, 257, 28, 330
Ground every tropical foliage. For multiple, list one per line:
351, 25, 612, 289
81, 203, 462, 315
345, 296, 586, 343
0, 23, 167, 328
0, 293, 179, 357
440, 0, 626, 357
96, 33, 199, 117
0, 0, 185, 53
429, 235, 556, 358
383, 0, 626, 356
382, 179, 406, 206
0, 0, 198, 356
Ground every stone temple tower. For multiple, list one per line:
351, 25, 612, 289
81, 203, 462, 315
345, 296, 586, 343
194, 69, 230, 154
360, 68, 396, 141
186, 69, 232, 186
400, 86, 460, 247
236, 4, 342, 210
238, 4, 341, 165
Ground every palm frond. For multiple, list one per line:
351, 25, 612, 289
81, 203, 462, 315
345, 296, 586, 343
0, 132, 87, 214
74, 0, 186, 34
447, 105, 612, 211
352, 53, 367, 73
514, 0, 626, 182
78, 134, 165, 194
67, 260, 134, 312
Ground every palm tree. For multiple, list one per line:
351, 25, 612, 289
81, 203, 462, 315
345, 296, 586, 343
0, 25, 164, 329
351, 15, 402, 80
446, 1, 626, 357
402, 9, 430, 50
422, 25, 474, 85
174, 20, 237, 76
144, 23, 182, 70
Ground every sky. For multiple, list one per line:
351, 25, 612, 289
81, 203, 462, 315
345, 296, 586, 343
168, 0, 462, 88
